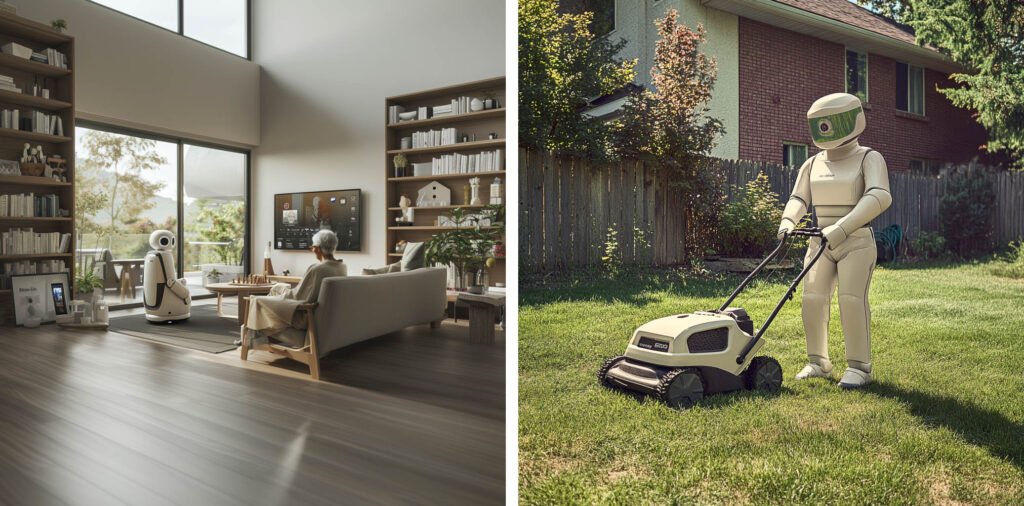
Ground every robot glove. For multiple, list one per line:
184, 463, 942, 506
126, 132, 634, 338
822, 224, 848, 247
777, 219, 795, 240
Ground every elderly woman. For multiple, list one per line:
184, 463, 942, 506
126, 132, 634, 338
243, 230, 347, 346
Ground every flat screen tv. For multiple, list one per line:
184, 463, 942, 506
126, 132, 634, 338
274, 189, 361, 251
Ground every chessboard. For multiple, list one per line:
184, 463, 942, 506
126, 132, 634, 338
228, 274, 273, 286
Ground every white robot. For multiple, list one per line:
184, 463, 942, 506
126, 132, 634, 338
778, 93, 891, 389
143, 230, 191, 323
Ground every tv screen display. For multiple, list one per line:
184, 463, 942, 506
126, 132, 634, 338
274, 189, 361, 251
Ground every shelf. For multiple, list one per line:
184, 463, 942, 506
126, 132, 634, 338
388, 170, 505, 183
0, 127, 72, 143
0, 12, 74, 45
0, 175, 71, 187
387, 108, 505, 129
387, 205, 486, 211
386, 139, 504, 156
0, 253, 71, 261
386, 76, 504, 103
0, 53, 71, 77
389, 253, 506, 259
0, 216, 71, 222
0, 88, 72, 111
388, 226, 499, 231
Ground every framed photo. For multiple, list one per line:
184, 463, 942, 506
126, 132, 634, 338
0, 160, 19, 176
11, 272, 71, 326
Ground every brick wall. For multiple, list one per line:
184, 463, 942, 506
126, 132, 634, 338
737, 18, 988, 170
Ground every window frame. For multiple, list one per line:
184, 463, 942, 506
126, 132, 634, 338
86, 0, 251, 60
896, 61, 926, 116
783, 142, 809, 167
76, 120, 253, 309
845, 48, 869, 103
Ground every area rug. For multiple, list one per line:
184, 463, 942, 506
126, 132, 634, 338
109, 305, 239, 354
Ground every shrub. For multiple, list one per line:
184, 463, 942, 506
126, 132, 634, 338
938, 168, 995, 257
910, 231, 947, 260
991, 241, 1024, 279
718, 173, 782, 257
602, 226, 621, 277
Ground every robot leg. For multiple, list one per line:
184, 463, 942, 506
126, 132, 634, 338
798, 238, 837, 378
836, 231, 878, 386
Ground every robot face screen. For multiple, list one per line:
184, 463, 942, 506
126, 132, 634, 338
808, 106, 862, 145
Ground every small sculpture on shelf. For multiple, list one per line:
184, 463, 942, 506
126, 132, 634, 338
393, 153, 408, 178
397, 194, 415, 225
19, 143, 45, 177
395, 240, 407, 253
489, 177, 503, 205
469, 177, 483, 206
46, 155, 67, 182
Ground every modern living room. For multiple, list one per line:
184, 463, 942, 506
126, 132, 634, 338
0, 1, 505, 504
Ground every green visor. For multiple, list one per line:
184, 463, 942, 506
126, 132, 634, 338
808, 106, 862, 144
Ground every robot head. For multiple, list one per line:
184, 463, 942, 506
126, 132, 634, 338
807, 93, 865, 150
149, 230, 177, 251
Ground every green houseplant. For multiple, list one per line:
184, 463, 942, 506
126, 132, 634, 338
425, 205, 504, 290
74, 268, 104, 306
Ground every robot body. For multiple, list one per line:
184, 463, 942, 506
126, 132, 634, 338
144, 230, 191, 323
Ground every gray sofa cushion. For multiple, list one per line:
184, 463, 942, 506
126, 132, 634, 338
400, 242, 425, 271
362, 263, 400, 275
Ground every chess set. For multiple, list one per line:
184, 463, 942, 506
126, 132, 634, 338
229, 274, 273, 286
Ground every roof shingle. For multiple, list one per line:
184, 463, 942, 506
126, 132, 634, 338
773, 0, 917, 45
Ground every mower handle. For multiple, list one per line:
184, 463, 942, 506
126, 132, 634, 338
784, 227, 824, 238
718, 227, 825, 312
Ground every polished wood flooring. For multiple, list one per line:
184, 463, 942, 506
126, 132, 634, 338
0, 303, 504, 505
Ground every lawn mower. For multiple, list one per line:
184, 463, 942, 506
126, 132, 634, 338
597, 227, 827, 408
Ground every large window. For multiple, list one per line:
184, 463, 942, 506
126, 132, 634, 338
846, 49, 869, 103
783, 143, 808, 167
75, 124, 249, 308
91, 0, 249, 58
896, 62, 925, 115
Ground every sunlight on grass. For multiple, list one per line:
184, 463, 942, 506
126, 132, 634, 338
520, 262, 1024, 504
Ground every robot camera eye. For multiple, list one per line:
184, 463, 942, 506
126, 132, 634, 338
160, 238, 169, 246
817, 118, 833, 134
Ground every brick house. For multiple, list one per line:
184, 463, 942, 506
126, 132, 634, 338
577, 0, 988, 170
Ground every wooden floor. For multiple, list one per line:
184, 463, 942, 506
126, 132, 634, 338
0, 304, 505, 505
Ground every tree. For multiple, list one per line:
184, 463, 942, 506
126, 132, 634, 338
519, 0, 635, 157
852, 0, 913, 24
77, 130, 167, 249
188, 200, 245, 265
910, 1, 1024, 165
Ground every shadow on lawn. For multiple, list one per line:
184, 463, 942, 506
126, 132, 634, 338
867, 383, 1024, 470
522, 271, 740, 308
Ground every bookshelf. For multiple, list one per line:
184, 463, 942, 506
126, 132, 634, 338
384, 77, 506, 288
0, 12, 74, 324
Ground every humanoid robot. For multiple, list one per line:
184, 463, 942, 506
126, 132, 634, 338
143, 230, 191, 323
777, 93, 891, 389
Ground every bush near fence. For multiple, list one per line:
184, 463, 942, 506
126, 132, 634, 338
520, 148, 1024, 272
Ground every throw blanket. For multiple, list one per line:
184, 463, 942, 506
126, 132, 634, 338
246, 259, 346, 336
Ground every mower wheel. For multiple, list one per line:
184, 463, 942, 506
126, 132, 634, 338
597, 356, 627, 389
746, 356, 783, 392
657, 368, 704, 409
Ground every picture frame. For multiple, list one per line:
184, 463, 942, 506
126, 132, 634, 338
0, 159, 20, 176
11, 272, 70, 326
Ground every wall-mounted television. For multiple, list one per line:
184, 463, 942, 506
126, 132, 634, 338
274, 189, 361, 251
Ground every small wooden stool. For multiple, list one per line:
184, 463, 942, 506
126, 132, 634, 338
456, 292, 505, 343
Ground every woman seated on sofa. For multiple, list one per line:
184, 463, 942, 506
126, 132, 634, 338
243, 229, 347, 346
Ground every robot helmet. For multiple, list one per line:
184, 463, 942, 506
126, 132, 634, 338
149, 230, 177, 251
807, 93, 865, 150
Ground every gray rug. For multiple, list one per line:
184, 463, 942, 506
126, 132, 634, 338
109, 305, 239, 354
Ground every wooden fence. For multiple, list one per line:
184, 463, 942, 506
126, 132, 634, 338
520, 149, 1024, 272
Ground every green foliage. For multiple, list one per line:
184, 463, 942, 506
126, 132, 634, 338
910, 1, 1024, 165
938, 168, 995, 257
990, 240, 1024, 279
74, 269, 102, 294
189, 200, 245, 265
518, 0, 635, 158
910, 230, 947, 260
852, 0, 912, 24
601, 227, 621, 277
424, 207, 504, 278
718, 173, 783, 257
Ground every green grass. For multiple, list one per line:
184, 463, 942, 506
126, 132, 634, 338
519, 262, 1024, 504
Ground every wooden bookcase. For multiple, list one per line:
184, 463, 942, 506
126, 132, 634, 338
0, 13, 74, 324
384, 77, 506, 288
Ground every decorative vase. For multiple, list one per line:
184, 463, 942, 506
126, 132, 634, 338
470, 98, 484, 112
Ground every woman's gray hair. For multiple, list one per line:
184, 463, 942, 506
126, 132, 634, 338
312, 229, 338, 254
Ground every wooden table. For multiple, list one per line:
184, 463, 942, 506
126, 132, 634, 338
456, 292, 505, 343
110, 258, 145, 302
205, 282, 275, 324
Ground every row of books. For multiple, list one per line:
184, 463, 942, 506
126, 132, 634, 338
411, 127, 459, 149
0, 193, 63, 218
432, 96, 476, 117
30, 48, 68, 69
0, 228, 71, 256
0, 109, 64, 135
0, 259, 67, 290
0, 73, 19, 94
430, 149, 504, 175
387, 95, 490, 124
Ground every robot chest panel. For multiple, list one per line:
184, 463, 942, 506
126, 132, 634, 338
809, 159, 864, 205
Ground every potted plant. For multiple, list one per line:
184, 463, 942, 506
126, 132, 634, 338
206, 268, 223, 286
425, 205, 504, 291
74, 269, 103, 307
393, 153, 408, 177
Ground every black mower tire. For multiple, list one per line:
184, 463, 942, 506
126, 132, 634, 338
657, 368, 704, 409
597, 356, 627, 389
746, 356, 783, 393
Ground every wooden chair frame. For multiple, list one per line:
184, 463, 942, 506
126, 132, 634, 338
240, 302, 321, 380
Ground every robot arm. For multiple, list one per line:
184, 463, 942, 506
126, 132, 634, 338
822, 151, 892, 245
778, 157, 813, 237
165, 274, 190, 300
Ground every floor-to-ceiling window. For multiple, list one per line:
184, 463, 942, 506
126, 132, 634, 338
75, 124, 250, 309
89, 0, 250, 58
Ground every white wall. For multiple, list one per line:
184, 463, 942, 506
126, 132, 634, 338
8, 0, 259, 147
252, 0, 505, 275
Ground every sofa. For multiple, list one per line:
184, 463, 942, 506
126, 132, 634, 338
242, 267, 448, 379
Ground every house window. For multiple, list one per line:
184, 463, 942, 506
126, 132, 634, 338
561, 0, 615, 36
896, 62, 925, 115
910, 158, 940, 173
783, 143, 808, 167
89, 0, 250, 58
846, 49, 869, 102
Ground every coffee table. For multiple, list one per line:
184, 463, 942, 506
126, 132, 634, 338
456, 292, 505, 343
205, 282, 275, 324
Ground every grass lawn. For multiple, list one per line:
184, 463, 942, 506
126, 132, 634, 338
519, 261, 1024, 504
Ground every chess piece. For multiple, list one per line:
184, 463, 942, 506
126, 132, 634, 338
470, 177, 483, 206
